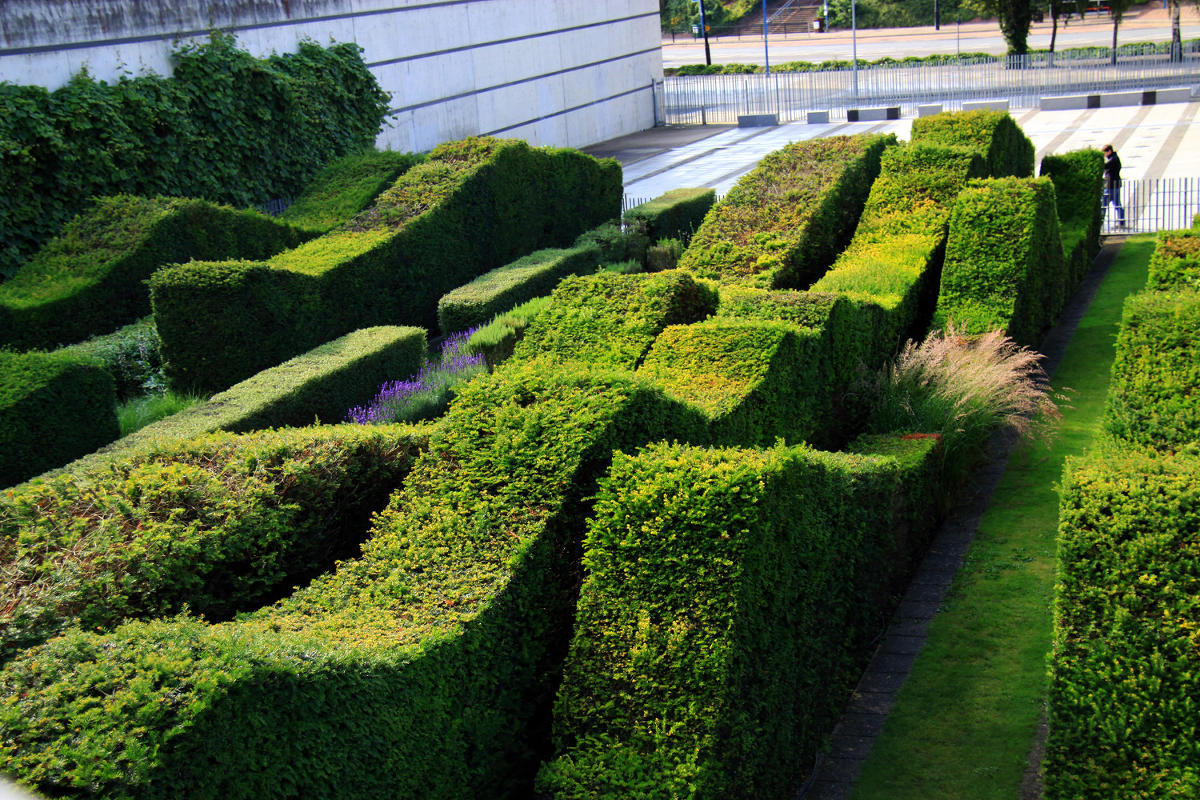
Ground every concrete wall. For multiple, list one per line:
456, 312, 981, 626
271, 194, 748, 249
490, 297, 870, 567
0, 0, 663, 152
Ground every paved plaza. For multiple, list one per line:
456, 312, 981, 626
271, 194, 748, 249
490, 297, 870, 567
586, 100, 1200, 202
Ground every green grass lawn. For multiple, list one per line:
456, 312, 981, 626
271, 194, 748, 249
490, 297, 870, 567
850, 235, 1156, 799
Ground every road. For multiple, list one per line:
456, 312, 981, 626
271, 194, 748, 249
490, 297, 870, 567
661, 4, 1200, 68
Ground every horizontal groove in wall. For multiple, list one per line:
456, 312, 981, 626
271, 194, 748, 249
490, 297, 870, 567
481, 83, 653, 137
386, 46, 661, 116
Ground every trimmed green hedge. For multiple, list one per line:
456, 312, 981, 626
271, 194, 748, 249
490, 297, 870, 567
678, 134, 895, 289
1048, 449, 1200, 800
0, 195, 313, 351
0, 351, 118, 488
935, 177, 1066, 344
510, 270, 718, 370
0, 35, 388, 279
1145, 229, 1200, 292
537, 435, 941, 799
638, 318, 836, 448
35, 325, 425, 484
150, 137, 621, 393
0, 423, 429, 661
812, 142, 988, 353
277, 149, 425, 234
437, 244, 601, 334
624, 187, 716, 244
1039, 149, 1104, 288
57, 317, 163, 401
0, 365, 708, 799
1103, 289, 1200, 452
910, 109, 1034, 178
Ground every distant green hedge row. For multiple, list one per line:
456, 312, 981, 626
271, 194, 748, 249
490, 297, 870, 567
679, 134, 894, 289
624, 187, 716, 244
278, 149, 425, 234
1103, 288, 1200, 452
0, 351, 118, 488
812, 141, 988, 352
0, 423, 430, 662
1040, 149, 1104, 287
1048, 449, 1200, 800
0, 195, 313, 351
911, 109, 1034, 179
0, 365, 710, 799
36, 325, 425, 485
1145, 229, 1200, 293
935, 176, 1066, 344
538, 434, 941, 798
151, 136, 621, 393
0, 34, 388, 279
437, 244, 601, 334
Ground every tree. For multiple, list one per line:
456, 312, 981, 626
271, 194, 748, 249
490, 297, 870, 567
962, 0, 1034, 55
1047, 0, 1087, 63
1167, 0, 1200, 61
1106, 0, 1137, 65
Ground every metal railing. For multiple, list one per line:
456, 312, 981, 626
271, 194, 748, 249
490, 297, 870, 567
1103, 176, 1200, 234
657, 50, 1200, 124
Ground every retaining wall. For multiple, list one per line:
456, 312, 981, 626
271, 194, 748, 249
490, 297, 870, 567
0, 0, 662, 153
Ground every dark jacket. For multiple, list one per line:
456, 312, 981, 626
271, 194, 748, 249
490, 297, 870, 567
1104, 151, 1122, 190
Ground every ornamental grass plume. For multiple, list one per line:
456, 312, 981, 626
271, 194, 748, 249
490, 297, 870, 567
863, 327, 1063, 480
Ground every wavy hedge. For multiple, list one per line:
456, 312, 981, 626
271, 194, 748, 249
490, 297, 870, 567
0, 366, 708, 799
678, 134, 895, 289
538, 435, 941, 799
1, 351, 118, 488
0, 423, 430, 661
437, 244, 601, 334
624, 187, 716, 244
910, 109, 1034, 179
1103, 289, 1200, 452
151, 137, 621, 393
935, 177, 1065, 344
278, 150, 425, 234
0, 34, 388, 279
510, 270, 717, 370
37, 325, 425, 485
812, 142, 988, 353
0, 196, 313, 351
1039, 149, 1104, 287
1048, 449, 1200, 800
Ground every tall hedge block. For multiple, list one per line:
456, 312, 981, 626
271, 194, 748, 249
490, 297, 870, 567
510, 270, 718, 370
1040, 149, 1104, 287
0, 366, 708, 799
911, 109, 1035, 178
0, 195, 313, 351
150, 137, 621, 393
436, 244, 601, 334
812, 143, 987, 353
538, 436, 941, 799
1047, 450, 1200, 800
0, 423, 429, 660
1145, 229, 1200, 292
624, 187, 716, 244
1103, 289, 1200, 452
935, 177, 1066, 344
0, 351, 118, 488
678, 134, 895, 289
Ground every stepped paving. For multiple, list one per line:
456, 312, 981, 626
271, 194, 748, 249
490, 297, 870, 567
587, 101, 1200, 200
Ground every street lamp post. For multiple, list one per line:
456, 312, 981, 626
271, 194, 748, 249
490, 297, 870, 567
852, 0, 858, 100
763, 0, 770, 75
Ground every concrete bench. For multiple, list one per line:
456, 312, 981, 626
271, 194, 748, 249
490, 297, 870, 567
1041, 87, 1193, 111
917, 103, 943, 117
807, 110, 830, 124
962, 99, 1010, 111
847, 106, 900, 122
737, 113, 778, 127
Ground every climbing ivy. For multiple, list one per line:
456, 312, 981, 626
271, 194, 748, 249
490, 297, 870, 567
0, 33, 390, 278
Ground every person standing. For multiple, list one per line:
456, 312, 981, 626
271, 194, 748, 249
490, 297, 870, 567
1102, 143, 1126, 227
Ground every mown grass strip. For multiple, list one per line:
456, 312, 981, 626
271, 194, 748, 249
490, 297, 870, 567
850, 235, 1156, 800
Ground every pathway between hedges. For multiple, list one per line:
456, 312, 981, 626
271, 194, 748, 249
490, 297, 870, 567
799, 238, 1129, 800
